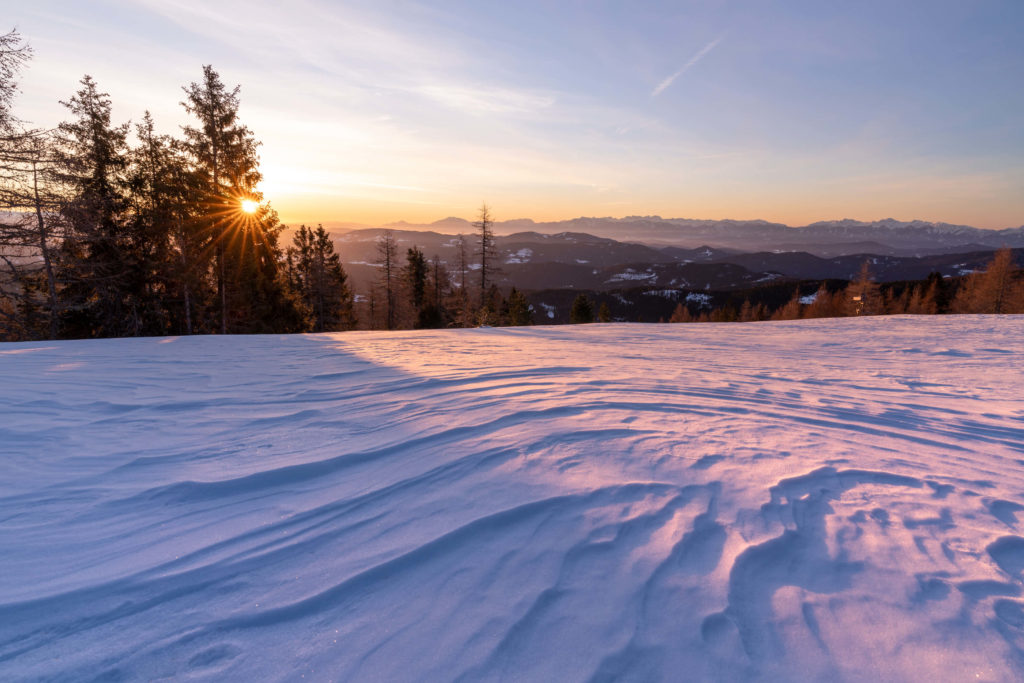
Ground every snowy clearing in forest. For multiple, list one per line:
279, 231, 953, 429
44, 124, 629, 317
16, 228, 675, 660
2, 317, 1024, 681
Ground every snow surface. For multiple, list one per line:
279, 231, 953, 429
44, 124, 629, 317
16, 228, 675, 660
608, 268, 656, 282
2, 317, 1024, 681
686, 292, 713, 307
643, 289, 682, 299
505, 248, 533, 264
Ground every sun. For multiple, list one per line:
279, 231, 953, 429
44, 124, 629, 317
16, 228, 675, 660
240, 199, 259, 214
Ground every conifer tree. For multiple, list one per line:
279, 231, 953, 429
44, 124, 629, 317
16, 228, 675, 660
126, 111, 195, 335
952, 248, 1021, 314
53, 75, 134, 337
181, 65, 263, 334
884, 286, 911, 315
448, 233, 471, 326
906, 282, 932, 315
669, 303, 692, 323
597, 301, 611, 323
288, 224, 354, 331
844, 262, 882, 315
772, 288, 802, 320
802, 283, 843, 319
710, 305, 738, 322
231, 205, 305, 333
569, 293, 594, 324
506, 287, 532, 326
404, 245, 428, 326
926, 272, 952, 313
474, 203, 498, 303
477, 284, 504, 326
423, 255, 449, 327
376, 230, 398, 330
455, 233, 468, 293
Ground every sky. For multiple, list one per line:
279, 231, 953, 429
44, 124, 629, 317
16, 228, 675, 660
6, 0, 1024, 228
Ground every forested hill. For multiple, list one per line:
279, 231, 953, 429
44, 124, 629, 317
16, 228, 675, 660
321, 216, 1024, 254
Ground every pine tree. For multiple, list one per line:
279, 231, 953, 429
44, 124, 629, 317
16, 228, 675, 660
288, 224, 354, 331
772, 288, 802, 320
569, 294, 594, 324
474, 203, 498, 304
450, 233, 474, 326
126, 111, 195, 335
952, 248, 1021, 314
366, 283, 379, 330
802, 283, 844, 319
669, 303, 692, 322
404, 245, 428, 327
181, 65, 263, 334
417, 254, 448, 329
710, 305, 738, 322
52, 75, 133, 337
376, 230, 398, 329
884, 285, 910, 315
506, 287, 532, 326
597, 301, 611, 323
906, 283, 924, 315
317, 226, 355, 330
477, 284, 504, 326
845, 262, 882, 316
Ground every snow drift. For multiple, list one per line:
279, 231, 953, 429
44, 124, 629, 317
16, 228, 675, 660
1, 317, 1023, 681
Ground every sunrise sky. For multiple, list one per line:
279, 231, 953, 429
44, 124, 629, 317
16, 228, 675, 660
9, 0, 1024, 228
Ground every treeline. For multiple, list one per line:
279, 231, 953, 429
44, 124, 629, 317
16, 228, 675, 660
0, 30, 532, 341
1, 30, 328, 340
665, 250, 1024, 323
360, 207, 533, 330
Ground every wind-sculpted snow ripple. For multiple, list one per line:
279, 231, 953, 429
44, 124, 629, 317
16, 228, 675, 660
1, 317, 1023, 681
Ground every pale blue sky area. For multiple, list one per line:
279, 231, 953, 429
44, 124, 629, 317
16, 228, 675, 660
7, 0, 1024, 227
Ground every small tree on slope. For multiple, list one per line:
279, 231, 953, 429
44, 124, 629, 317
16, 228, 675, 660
570, 294, 594, 324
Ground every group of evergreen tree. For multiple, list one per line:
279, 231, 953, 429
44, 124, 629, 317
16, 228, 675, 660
362, 204, 535, 330
668, 250, 1024, 324
0, 30, 353, 341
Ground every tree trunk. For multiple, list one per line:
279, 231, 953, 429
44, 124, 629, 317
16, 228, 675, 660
32, 159, 59, 340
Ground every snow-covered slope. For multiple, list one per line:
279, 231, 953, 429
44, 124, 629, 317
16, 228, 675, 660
2, 318, 1023, 681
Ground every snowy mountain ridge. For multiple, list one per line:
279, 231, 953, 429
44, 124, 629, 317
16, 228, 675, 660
319, 216, 1024, 253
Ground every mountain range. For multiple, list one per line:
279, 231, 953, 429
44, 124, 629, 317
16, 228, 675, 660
328, 219, 1024, 298
318, 216, 1024, 256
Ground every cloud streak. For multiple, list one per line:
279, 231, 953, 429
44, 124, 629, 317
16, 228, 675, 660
652, 35, 724, 96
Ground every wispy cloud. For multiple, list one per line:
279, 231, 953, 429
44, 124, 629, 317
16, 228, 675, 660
411, 84, 556, 116
651, 35, 724, 96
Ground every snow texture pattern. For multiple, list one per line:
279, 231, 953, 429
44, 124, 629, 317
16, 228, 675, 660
1, 316, 1023, 681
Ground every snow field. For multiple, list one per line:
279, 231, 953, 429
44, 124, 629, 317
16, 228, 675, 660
1, 316, 1023, 681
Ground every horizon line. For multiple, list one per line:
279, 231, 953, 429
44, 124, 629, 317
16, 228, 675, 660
274, 214, 1024, 232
